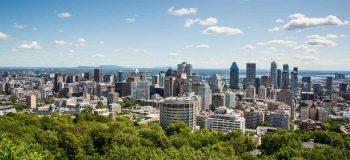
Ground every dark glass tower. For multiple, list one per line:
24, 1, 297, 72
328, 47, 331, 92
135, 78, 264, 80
229, 62, 239, 89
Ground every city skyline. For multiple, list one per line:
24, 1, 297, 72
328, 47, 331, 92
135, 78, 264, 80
0, 0, 350, 70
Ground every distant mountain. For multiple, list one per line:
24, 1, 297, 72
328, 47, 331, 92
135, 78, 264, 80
75, 65, 129, 70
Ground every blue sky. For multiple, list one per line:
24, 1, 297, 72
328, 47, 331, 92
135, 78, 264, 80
0, 0, 349, 70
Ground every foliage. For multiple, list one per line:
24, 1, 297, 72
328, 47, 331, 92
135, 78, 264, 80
0, 112, 350, 159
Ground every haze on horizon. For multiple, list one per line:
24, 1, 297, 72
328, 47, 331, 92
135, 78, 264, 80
0, 0, 349, 70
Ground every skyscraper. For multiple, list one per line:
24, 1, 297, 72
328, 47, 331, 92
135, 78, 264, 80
198, 83, 212, 111
209, 74, 223, 93
291, 67, 298, 96
159, 72, 165, 88
54, 73, 64, 93
277, 69, 282, 88
94, 68, 103, 83
117, 71, 123, 82
270, 61, 277, 88
184, 63, 193, 76
281, 64, 289, 89
245, 63, 256, 88
301, 77, 312, 92
326, 77, 333, 96
230, 62, 239, 90
164, 76, 176, 98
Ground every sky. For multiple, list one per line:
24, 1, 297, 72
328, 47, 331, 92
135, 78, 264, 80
0, 0, 349, 70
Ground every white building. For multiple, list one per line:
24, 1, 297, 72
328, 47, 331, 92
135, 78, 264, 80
131, 81, 150, 100
206, 107, 245, 134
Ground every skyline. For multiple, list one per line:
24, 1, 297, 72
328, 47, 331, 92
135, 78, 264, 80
1, 0, 350, 70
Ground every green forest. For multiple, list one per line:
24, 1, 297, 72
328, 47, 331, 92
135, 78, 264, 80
0, 111, 350, 160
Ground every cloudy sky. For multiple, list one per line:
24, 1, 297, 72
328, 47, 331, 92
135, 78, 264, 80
0, 0, 349, 70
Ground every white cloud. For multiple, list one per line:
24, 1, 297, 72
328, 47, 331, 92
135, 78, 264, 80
268, 26, 281, 32
283, 13, 347, 30
99, 41, 105, 44
0, 32, 10, 40
13, 22, 26, 29
69, 49, 75, 53
94, 54, 105, 58
201, 26, 243, 35
142, 49, 152, 55
57, 12, 72, 19
242, 44, 255, 50
77, 37, 87, 46
257, 39, 298, 47
57, 29, 64, 33
125, 17, 136, 23
293, 45, 318, 54
184, 17, 218, 28
340, 34, 347, 38
168, 7, 198, 16
32, 27, 38, 31
169, 52, 179, 56
114, 49, 120, 52
185, 44, 210, 48
295, 55, 319, 61
275, 19, 284, 23
18, 41, 42, 49
325, 34, 338, 39
53, 40, 66, 46
305, 34, 337, 46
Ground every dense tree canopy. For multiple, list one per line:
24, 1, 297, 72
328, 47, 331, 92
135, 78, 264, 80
0, 111, 350, 160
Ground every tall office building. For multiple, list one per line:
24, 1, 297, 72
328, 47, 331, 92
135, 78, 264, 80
245, 63, 256, 88
184, 63, 193, 76
152, 74, 160, 86
301, 77, 312, 92
209, 74, 223, 93
198, 83, 212, 111
159, 72, 165, 88
160, 97, 199, 129
270, 61, 277, 88
117, 71, 123, 82
54, 73, 64, 93
277, 69, 282, 88
177, 62, 193, 76
281, 64, 289, 89
326, 77, 333, 96
260, 75, 270, 88
131, 81, 150, 100
94, 68, 103, 83
164, 76, 176, 98
107, 92, 119, 105
245, 85, 256, 99
224, 91, 235, 108
212, 93, 225, 110
258, 86, 267, 99
26, 94, 36, 109
229, 62, 239, 90
291, 67, 298, 96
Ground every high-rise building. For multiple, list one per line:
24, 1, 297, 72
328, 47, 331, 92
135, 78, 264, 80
117, 71, 123, 82
164, 76, 176, 98
291, 67, 298, 96
206, 107, 246, 134
277, 69, 282, 88
313, 83, 322, 98
266, 110, 290, 129
131, 81, 150, 100
245, 63, 256, 88
258, 86, 267, 99
107, 92, 119, 105
244, 108, 264, 129
326, 77, 333, 96
301, 77, 312, 92
224, 91, 235, 108
95, 83, 107, 97
209, 74, 223, 93
177, 62, 193, 76
260, 75, 270, 88
185, 63, 193, 76
54, 73, 64, 93
94, 68, 103, 83
198, 83, 212, 111
26, 94, 36, 109
281, 64, 289, 89
245, 85, 256, 99
160, 96, 199, 129
152, 74, 160, 86
83, 72, 92, 81
270, 61, 277, 88
255, 78, 261, 94
229, 62, 239, 90
159, 72, 165, 88
212, 93, 225, 110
